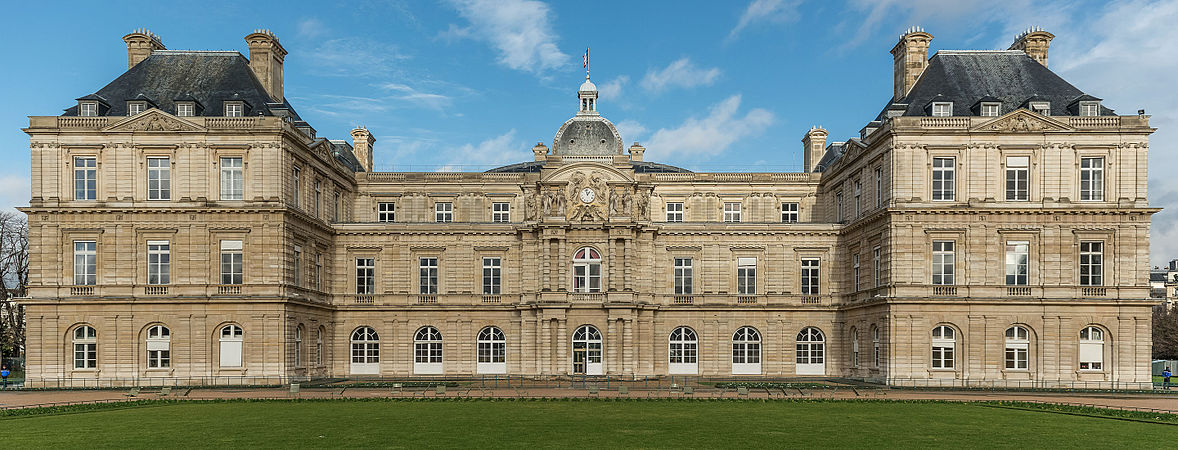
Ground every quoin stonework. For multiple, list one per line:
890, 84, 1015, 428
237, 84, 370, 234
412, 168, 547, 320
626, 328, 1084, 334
19, 27, 1159, 387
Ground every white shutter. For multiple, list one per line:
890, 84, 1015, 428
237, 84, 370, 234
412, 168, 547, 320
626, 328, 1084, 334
147, 341, 169, 351
220, 340, 243, 367
1079, 342, 1102, 364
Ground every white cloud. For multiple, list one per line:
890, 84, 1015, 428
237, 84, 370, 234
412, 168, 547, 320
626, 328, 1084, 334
614, 119, 647, 144
377, 83, 454, 111
445, 0, 569, 74
641, 58, 722, 93
437, 130, 524, 171
598, 76, 628, 102
645, 95, 774, 160
296, 18, 327, 39
729, 0, 800, 39
0, 174, 30, 214
306, 38, 410, 78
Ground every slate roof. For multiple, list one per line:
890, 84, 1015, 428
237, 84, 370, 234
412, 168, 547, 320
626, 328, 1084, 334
485, 160, 691, 174
328, 140, 365, 172
1151, 271, 1168, 283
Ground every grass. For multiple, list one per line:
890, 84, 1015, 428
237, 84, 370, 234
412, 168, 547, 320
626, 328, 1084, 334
0, 399, 1175, 447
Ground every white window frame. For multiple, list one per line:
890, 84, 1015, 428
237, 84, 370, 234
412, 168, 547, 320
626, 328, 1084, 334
292, 167, 301, 208
292, 245, 302, 287
1079, 101, 1100, 117
127, 101, 147, 116
931, 157, 955, 201
835, 191, 844, 222
74, 156, 97, 201
874, 167, 883, 208
220, 240, 243, 285
571, 325, 603, 375
414, 326, 443, 374
781, 202, 799, 223
146, 325, 170, 369
873, 246, 882, 287
851, 328, 860, 368
477, 326, 506, 374
1030, 102, 1050, 116
1005, 241, 1029, 286
852, 253, 860, 291
1005, 156, 1029, 201
1004, 326, 1030, 370
666, 202, 684, 222
872, 326, 881, 368
572, 247, 602, 293
219, 324, 243, 368
668, 326, 698, 374
350, 326, 380, 375
435, 202, 453, 223
1079, 241, 1103, 286
355, 258, 375, 294
732, 326, 762, 374
931, 102, 953, 117
674, 257, 693, 295
146, 157, 170, 201
79, 101, 98, 117
981, 102, 1000, 117
491, 202, 510, 223
1080, 157, 1104, 201
147, 240, 170, 285
931, 325, 956, 369
854, 180, 862, 218
293, 324, 304, 368
419, 257, 438, 294
482, 257, 501, 295
74, 241, 96, 286
313, 180, 322, 218
316, 327, 324, 367
801, 258, 820, 295
219, 157, 243, 201
176, 102, 195, 117
932, 241, 955, 285
737, 257, 757, 295
314, 252, 322, 291
377, 202, 395, 222
723, 202, 742, 223
795, 327, 826, 375
224, 101, 244, 117
1079, 326, 1105, 371
73, 325, 97, 369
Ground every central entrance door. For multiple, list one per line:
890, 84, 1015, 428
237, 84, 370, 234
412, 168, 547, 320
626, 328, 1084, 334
572, 325, 603, 375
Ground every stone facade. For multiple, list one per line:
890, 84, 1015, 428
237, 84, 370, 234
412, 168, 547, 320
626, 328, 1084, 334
18, 28, 1159, 387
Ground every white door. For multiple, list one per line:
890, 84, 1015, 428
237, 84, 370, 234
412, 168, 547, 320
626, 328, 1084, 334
350, 327, 380, 375
414, 327, 444, 375
572, 325, 603, 375
219, 325, 243, 368
795, 327, 826, 375
732, 326, 762, 375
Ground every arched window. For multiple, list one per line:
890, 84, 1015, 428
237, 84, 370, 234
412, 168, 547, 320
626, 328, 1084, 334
572, 247, 602, 293
219, 324, 244, 368
572, 325, 603, 375
146, 325, 170, 369
1079, 326, 1105, 370
732, 326, 761, 375
1004, 326, 1030, 370
668, 326, 698, 374
931, 325, 955, 369
795, 327, 826, 375
350, 326, 379, 374
73, 325, 97, 369
850, 327, 860, 368
294, 324, 304, 367
316, 326, 324, 367
477, 326, 506, 374
871, 325, 881, 368
414, 326, 443, 374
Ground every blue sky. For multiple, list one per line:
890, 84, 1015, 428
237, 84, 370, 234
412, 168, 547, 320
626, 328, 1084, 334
4, 0, 1178, 264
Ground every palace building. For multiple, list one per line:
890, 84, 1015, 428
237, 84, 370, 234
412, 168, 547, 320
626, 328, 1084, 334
19, 27, 1159, 387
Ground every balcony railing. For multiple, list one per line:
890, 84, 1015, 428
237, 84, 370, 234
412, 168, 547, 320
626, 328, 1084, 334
69, 286, 95, 296
144, 286, 168, 296
569, 293, 605, 302
1081, 287, 1107, 297
481, 295, 501, 303
417, 295, 439, 304
736, 295, 758, 304
673, 295, 695, 305
931, 286, 958, 296
217, 285, 242, 295
1007, 286, 1032, 296
354, 294, 375, 305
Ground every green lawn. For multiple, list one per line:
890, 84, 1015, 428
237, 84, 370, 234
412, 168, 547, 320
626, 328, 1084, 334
0, 399, 1174, 447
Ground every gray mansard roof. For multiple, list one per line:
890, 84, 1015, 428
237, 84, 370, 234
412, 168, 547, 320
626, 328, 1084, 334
486, 160, 691, 174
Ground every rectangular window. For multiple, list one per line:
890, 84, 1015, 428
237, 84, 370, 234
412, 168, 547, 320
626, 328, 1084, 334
932, 241, 955, 285
176, 102, 195, 117
482, 257, 501, 295
1079, 241, 1103, 286
292, 167, 301, 207
931, 102, 953, 117
873, 246, 882, 287
224, 102, 244, 117
981, 103, 1000, 117
854, 180, 862, 218
1005, 241, 1029, 286
1030, 102, 1050, 116
1005, 156, 1029, 201
875, 167, 883, 207
836, 192, 844, 222
852, 253, 860, 291
355, 258, 374, 294
723, 202, 742, 223
333, 192, 341, 222
1079, 102, 1099, 117
736, 257, 756, 295
220, 240, 243, 285
314, 253, 323, 291
147, 241, 170, 285
219, 157, 243, 201
435, 202, 453, 223
1080, 157, 1104, 201
79, 102, 98, 117
492, 202, 510, 223
146, 157, 170, 201
128, 102, 146, 115
74, 157, 98, 201
377, 202, 395, 222
801, 258, 820, 295
292, 245, 302, 287
932, 157, 955, 201
419, 257, 438, 294
674, 258, 693, 295
314, 180, 322, 218
666, 202, 684, 222
73, 241, 96, 286
781, 202, 798, 223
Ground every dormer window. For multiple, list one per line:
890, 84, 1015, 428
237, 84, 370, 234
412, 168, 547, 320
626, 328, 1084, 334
980, 103, 1001, 117
127, 101, 148, 116
1079, 101, 1100, 117
1029, 102, 1050, 116
79, 102, 99, 117
224, 101, 244, 117
176, 102, 195, 117
931, 102, 953, 117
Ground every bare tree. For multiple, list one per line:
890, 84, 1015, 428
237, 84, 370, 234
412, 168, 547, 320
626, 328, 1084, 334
0, 211, 28, 360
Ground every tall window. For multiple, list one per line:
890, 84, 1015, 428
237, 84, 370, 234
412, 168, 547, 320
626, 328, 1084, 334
224, 102, 244, 117
220, 157, 243, 200
872, 325, 881, 368
435, 202, 453, 223
932, 157, 955, 201
668, 327, 698, 373
355, 258, 374, 294
1079, 241, 1103, 286
292, 245, 302, 287
146, 325, 170, 368
723, 202, 742, 222
313, 180, 322, 218
219, 324, 243, 368
477, 327, 506, 369
875, 167, 883, 207
74, 157, 97, 201
1005, 156, 1029, 201
835, 192, 844, 222
1080, 157, 1104, 201
932, 241, 955, 285
853, 180, 862, 218
737, 257, 757, 295
1004, 326, 1029, 370
482, 257, 501, 295
873, 246, 882, 287
74, 241, 96, 286
666, 202, 684, 222
732, 326, 761, 374
314, 252, 322, 291
801, 258, 820, 295
1005, 241, 1029, 286
351, 327, 380, 368
414, 326, 443, 365
73, 325, 97, 369
931, 325, 956, 369
795, 327, 826, 367
333, 192, 341, 222
147, 157, 170, 201
220, 240, 243, 285
573, 247, 602, 293
292, 167, 301, 207
377, 202, 395, 222
572, 325, 603, 375
419, 257, 438, 294
852, 253, 861, 291
1079, 326, 1104, 370
492, 202, 510, 223
147, 241, 170, 285
851, 328, 860, 368
316, 327, 324, 366
674, 258, 693, 295
781, 202, 798, 223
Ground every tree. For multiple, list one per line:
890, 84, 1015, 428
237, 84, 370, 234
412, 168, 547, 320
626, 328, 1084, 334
0, 211, 28, 361
1154, 305, 1178, 360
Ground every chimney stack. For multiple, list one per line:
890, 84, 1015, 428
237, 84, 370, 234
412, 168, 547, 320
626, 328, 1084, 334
533, 142, 549, 161
891, 26, 933, 101
245, 29, 287, 102
122, 29, 165, 69
350, 127, 374, 172
1009, 27, 1054, 68
802, 126, 828, 173
628, 143, 646, 162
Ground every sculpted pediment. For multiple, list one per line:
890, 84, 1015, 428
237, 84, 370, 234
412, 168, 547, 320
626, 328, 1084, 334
522, 162, 648, 223
103, 109, 205, 132
970, 109, 1072, 133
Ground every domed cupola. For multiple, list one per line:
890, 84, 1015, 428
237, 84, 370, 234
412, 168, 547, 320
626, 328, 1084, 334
554, 74, 623, 157
578, 74, 598, 115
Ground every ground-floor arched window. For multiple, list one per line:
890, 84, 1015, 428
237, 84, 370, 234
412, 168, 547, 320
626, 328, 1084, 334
219, 324, 243, 368
931, 325, 955, 369
572, 325, 603, 375
73, 325, 97, 369
850, 327, 859, 368
795, 327, 825, 375
146, 325, 170, 369
732, 326, 761, 375
350, 326, 379, 375
1079, 326, 1105, 371
477, 326, 506, 374
668, 326, 698, 374
415, 326, 443, 374
1004, 326, 1030, 370
294, 324, 304, 367
316, 326, 324, 367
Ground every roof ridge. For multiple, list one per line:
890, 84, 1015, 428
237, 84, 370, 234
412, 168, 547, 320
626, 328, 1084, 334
152, 50, 242, 55
936, 50, 1026, 55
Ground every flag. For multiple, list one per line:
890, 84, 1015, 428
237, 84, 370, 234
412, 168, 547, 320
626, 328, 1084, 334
583, 48, 588, 69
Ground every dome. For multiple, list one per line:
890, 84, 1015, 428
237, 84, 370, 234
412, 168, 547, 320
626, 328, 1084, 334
553, 116, 620, 156
579, 79, 597, 92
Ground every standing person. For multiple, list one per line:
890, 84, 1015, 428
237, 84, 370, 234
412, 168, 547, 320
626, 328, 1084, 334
1164, 367, 1173, 390
0, 366, 8, 389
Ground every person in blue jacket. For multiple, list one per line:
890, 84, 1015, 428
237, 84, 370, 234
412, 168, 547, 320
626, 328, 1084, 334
1165, 367, 1173, 389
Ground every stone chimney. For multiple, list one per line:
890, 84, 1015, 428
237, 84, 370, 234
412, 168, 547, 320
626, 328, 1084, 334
1009, 27, 1054, 68
245, 30, 288, 102
802, 126, 828, 173
350, 127, 374, 172
122, 29, 165, 69
891, 26, 933, 101
533, 142, 549, 161
628, 143, 646, 162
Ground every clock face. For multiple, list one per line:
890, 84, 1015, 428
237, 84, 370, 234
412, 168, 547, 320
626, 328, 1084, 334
579, 188, 596, 203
